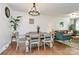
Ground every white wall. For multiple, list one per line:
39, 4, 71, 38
0, 3, 11, 53
11, 10, 56, 34
11, 10, 70, 34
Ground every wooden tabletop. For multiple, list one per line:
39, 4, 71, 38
26, 32, 47, 36
26, 32, 48, 39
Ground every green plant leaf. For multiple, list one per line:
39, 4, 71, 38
15, 19, 20, 22
11, 16, 15, 20
15, 23, 18, 26
10, 20, 15, 23
17, 16, 21, 18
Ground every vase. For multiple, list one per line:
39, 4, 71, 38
37, 26, 40, 33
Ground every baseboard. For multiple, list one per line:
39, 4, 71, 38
0, 41, 11, 54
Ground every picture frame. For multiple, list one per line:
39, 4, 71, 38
29, 18, 34, 24
5, 7, 10, 18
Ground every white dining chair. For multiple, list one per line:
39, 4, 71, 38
16, 32, 26, 50
29, 34, 40, 52
42, 33, 54, 49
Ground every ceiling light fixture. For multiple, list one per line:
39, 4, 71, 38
28, 3, 40, 16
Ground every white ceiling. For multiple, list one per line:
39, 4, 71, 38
8, 3, 79, 17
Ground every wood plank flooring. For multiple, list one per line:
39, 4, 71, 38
1, 41, 79, 55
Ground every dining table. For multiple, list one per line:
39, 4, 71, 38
25, 32, 48, 52
26, 32, 47, 38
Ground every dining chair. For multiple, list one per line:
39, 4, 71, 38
42, 33, 54, 49
16, 32, 26, 50
29, 34, 40, 52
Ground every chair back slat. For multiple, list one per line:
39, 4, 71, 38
30, 34, 40, 43
44, 33, 52, 41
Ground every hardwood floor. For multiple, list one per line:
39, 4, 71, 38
1, 41, 79, 55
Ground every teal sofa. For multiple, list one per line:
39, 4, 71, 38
55, 31, 71, 41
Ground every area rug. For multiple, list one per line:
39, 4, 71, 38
56, 39, 79, 50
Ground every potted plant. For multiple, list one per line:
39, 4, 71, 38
10, 16, 22, 35
60, 22, 64, 27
